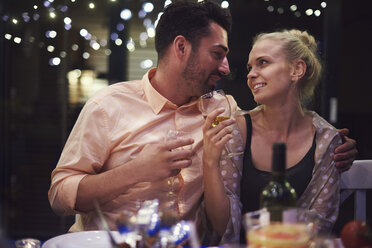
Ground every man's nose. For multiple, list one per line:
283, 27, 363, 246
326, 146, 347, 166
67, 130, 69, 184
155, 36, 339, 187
219, 57, 230, 76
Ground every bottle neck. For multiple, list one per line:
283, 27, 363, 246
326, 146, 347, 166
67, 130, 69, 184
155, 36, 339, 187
271, 142, 286, 181
272, 143, 285, 168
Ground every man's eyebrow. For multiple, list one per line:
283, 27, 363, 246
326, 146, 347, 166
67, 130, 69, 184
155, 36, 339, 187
214, 44, 229, 52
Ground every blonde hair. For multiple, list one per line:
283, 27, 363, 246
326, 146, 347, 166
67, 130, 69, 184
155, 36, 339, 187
253, 29, 322, 105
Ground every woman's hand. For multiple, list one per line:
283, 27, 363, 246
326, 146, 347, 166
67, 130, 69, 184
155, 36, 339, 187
202, 107, 235, 167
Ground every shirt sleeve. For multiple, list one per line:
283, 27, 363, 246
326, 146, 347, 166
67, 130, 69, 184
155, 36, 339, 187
48, 100, 111, 215
219, 122, 244, 244
298, 133, 342, 233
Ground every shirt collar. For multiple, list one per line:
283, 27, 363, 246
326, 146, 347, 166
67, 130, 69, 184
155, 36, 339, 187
143, 68, 200, 114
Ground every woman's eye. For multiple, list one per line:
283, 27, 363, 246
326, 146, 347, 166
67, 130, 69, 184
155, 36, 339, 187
259, 59, 268, 65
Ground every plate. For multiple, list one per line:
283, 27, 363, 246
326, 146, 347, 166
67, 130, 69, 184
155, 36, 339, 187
42, 231, 122, 248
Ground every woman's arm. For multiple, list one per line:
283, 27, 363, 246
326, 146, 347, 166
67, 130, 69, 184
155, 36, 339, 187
202, 108, 234, 236
202, 109, 246, 243
298, 134, 343, 233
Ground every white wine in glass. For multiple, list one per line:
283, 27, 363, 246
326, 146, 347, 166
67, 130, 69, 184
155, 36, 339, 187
212, 115, 230, 127
165, 130, 192, 211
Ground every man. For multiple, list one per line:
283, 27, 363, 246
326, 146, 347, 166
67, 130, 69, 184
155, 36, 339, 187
48, 0, 356, 242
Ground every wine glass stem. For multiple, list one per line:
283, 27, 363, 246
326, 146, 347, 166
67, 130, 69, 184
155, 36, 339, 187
223, 145, 244, 159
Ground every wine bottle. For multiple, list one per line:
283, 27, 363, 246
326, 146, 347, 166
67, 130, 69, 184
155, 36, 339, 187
260, 142, 297, 222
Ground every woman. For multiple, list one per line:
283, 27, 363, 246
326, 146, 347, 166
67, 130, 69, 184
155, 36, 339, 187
202, 29, 344, 244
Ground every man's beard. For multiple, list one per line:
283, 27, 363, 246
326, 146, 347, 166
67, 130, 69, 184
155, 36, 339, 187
182, 54, 214, 96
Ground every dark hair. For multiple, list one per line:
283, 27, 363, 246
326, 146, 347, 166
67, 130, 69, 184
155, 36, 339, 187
155, 0, 232, 60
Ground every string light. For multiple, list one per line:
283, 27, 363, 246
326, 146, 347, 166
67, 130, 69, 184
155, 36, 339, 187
60, 51, 67, 58
82, 52, 90, 59
164, 0, 172, 8
267, 5, 274, 12
221, 1, 229, 8
49, 57, 61, 66
115, 38, 123, 46
47, 45, 55, 52
140, 59, 153, 69
71, 44, 79, 51
138, 9, 147, 18
44, 1, 52, 8
142, 2, 154, 13
1, 0, 232, 67
49, 12, 56, 19
290, 5, 297, 11
120, 9, 132, 21
277, 7, 284, 14
263, 0, 326, 18
46, 30, 57, 38
126, 38, 135, 52
116, 23, 125, 32
14, 37, 22, 44
147, 25, 155, 38
305, 9, 314, 16
79, 29, 88, 37
64, 17, 72, 24
110, 32, 119, 41
91, 41, 100, 50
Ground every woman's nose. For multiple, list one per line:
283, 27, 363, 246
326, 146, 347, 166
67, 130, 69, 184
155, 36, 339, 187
247, 68, 257, 79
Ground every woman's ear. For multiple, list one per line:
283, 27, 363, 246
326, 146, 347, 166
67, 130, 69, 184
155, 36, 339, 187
291, 59, 306, 82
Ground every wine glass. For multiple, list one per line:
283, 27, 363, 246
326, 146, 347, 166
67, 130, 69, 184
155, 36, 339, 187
199, 89, 243, 159
165, 130, 192, 210
200, 89, 231, 127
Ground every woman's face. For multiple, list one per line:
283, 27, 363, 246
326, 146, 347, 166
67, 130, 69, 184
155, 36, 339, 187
246, 38, 297, 105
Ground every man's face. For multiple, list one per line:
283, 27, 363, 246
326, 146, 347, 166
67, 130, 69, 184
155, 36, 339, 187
181, 22, 230, 97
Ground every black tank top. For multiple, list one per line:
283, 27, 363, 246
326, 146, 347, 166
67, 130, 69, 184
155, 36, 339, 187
240, 114, 316, 215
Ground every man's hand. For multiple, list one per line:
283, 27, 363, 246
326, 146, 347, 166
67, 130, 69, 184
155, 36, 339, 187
75, 138, 195, 212
334, 128, 358, 172
135, 137, 195, 182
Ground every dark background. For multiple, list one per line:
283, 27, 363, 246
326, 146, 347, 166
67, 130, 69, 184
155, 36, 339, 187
1, 0, 371, 242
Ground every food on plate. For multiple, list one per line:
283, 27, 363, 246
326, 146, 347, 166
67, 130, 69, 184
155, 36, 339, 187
247, 223, 311, 248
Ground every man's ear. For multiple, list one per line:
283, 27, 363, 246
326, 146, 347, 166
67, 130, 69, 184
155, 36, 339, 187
173, 35, 189, 59
291, 59, 306, 82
